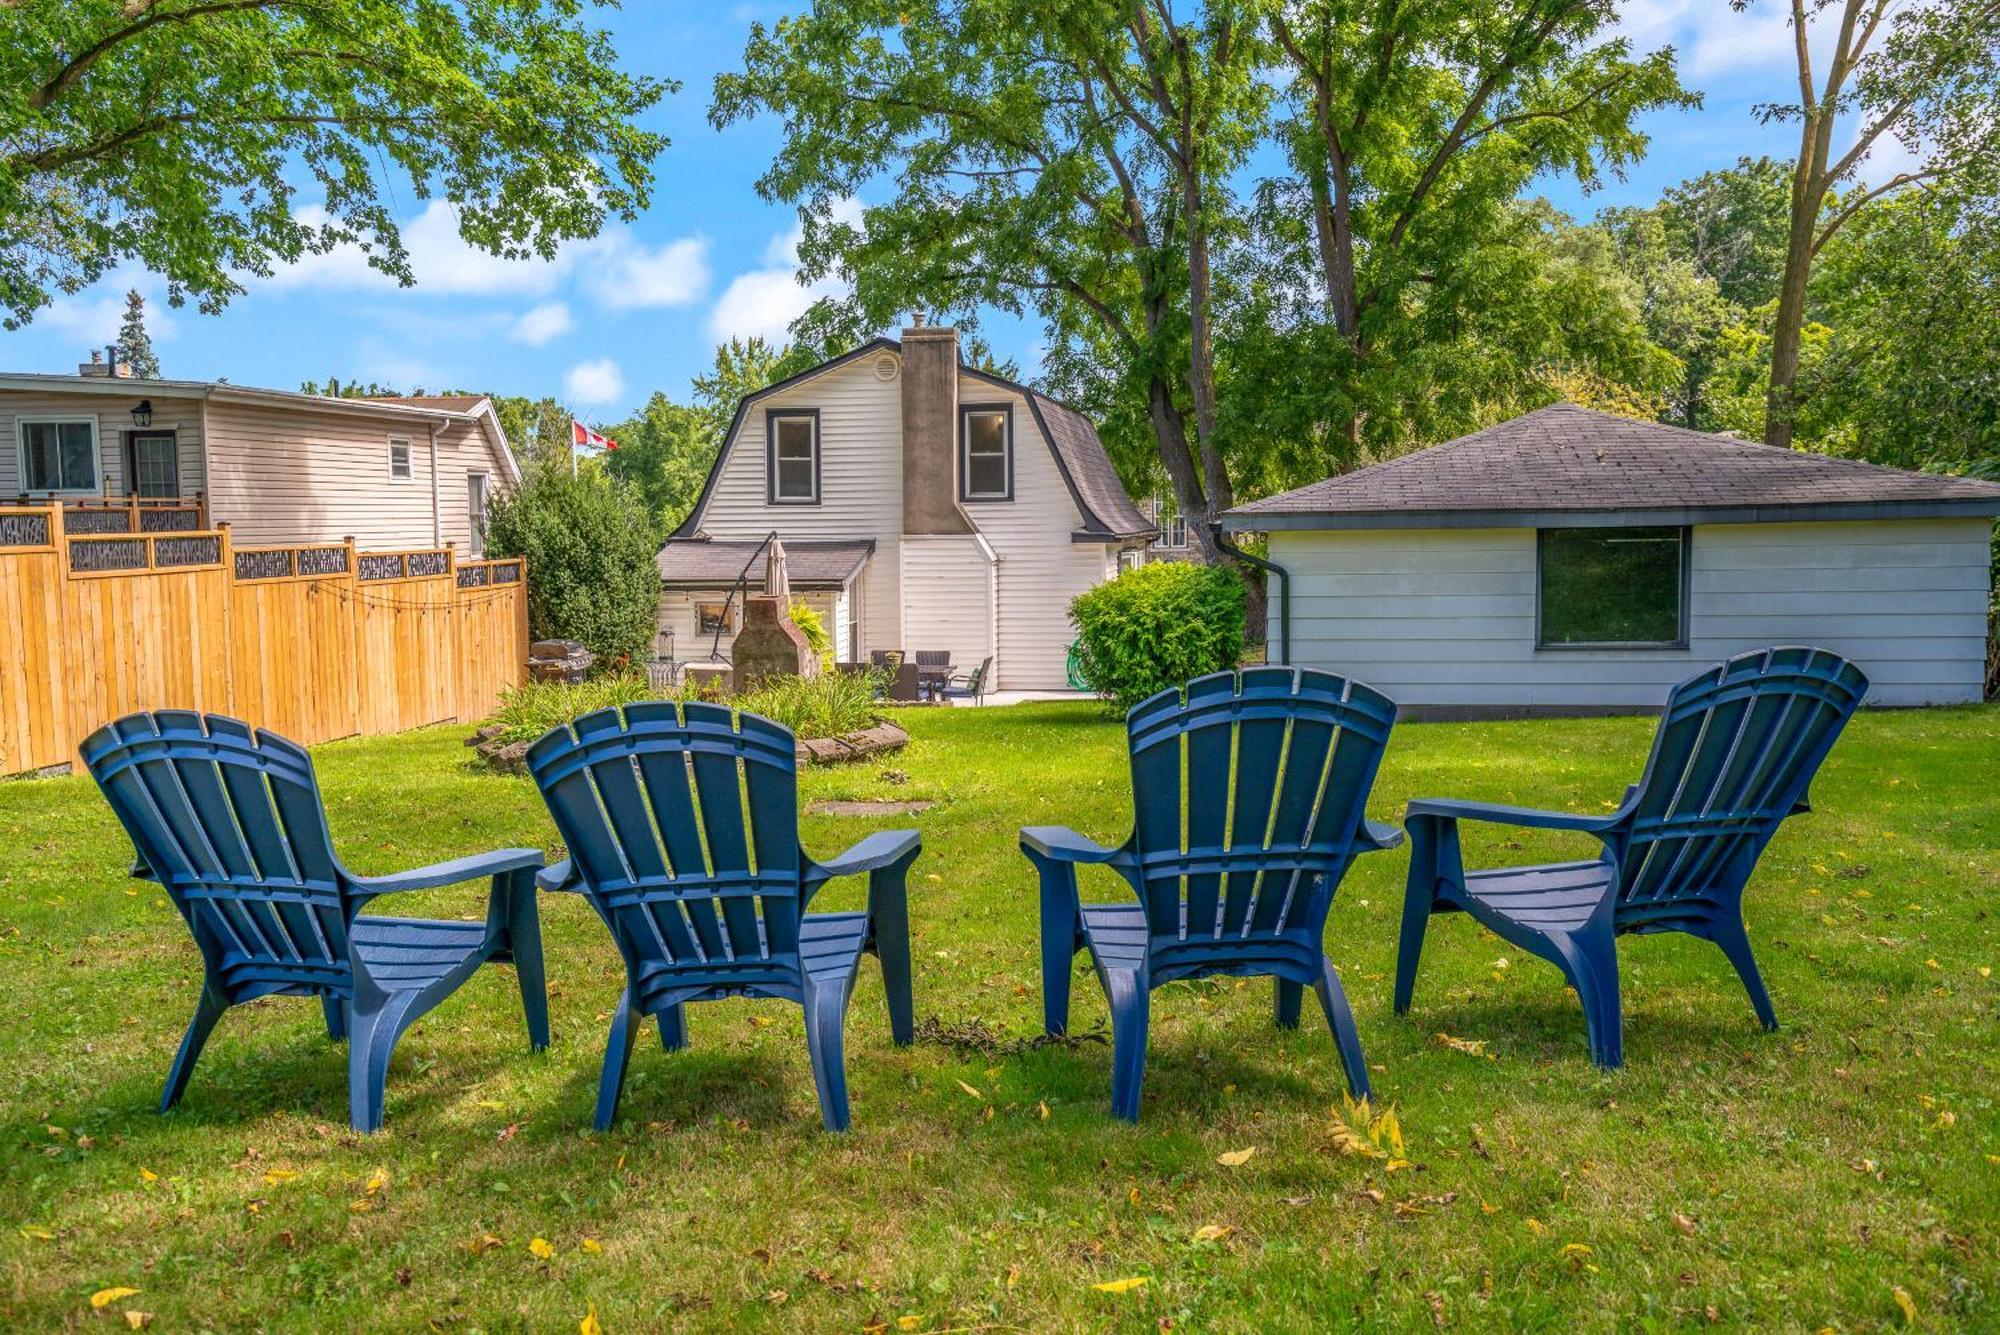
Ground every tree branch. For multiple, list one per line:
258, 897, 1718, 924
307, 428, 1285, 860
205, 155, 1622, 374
29, 0, 321, 111
1811, 169, 1940, 254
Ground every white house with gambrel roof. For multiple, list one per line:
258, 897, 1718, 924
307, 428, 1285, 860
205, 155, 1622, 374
658, 320, 1154, 690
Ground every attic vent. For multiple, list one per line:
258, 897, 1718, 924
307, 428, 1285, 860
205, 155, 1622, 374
873, 353, 900, 382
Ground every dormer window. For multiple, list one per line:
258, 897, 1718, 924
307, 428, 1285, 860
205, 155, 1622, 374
960, 403, 1012, 501
768, 410, 819, 504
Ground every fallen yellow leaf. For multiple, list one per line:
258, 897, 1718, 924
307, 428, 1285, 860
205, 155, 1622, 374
529, 1237, 556, 1260
137, 1168, 158, 1183
579, 1302, 603, 1335
956, 1080, 983, 1100
123, 1313, 151, 1330
1036, 1100, 1050, 1121
261, 1168, 299, 1186
898, 1317, 923, 1331
90, 1288, 141, 1310
364, 1168, 389, 1195
581, 1237, 603, 1254
1526, 1218, 1547, 1236
19, 1225, 55, 1241
1216, 1147, 1256, 1167
1092, 1276, 1148, 1294
1192, 1224, 1233, 1243
1893, 1286, 1917, 1324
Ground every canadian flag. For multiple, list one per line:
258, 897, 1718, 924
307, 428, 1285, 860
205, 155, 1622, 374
571, 420, 619, 453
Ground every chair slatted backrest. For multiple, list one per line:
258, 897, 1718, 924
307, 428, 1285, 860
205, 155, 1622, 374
527, 703, 804, 990
914, 650, 951, 670
1615, 647, 1868, 922
1125, 668, 1397, 951
80, 711, 352, 1001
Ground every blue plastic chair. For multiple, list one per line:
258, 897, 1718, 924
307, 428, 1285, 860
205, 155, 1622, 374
1022, 667, 1402, 1121
527, 702, 919, 1131
1394, 647, 1869, 1067
79, 710, 548, 1132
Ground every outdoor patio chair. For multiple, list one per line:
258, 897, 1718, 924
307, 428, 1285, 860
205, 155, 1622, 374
1022, 667, 1402, 1121
79, 710, 548, 1132
1394, 646, 1869, 1068
938, 656, 993, 705
528, 702, 920, 1131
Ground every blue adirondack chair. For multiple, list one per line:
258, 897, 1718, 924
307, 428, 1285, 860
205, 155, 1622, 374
79, 710, 548, 1132
1394, 647, 1869, 1067
1022, 667, 1402, 1121
527, 702, 919, 1131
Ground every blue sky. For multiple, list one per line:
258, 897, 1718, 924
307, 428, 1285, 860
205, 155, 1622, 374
1, 1, 1911, 423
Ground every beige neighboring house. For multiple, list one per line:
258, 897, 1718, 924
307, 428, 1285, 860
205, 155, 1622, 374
660, 320, 1155, 691
0, 351, 519, 553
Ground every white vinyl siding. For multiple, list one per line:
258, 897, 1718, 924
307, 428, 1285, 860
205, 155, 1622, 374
0, 393, 208, 499
901, 535, 994, 674
203, 404, 506, 549
694, 359, 907, 657
956, 379, 1119, 691
1274, 519, 1993, 709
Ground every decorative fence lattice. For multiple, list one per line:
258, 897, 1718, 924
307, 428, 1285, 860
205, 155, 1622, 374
65, 509, 133, 535
457, 564, 490, 588
298, 546, 350, 576
407, 550, 449, 578
235, 548, 296, 581
358, 554, 405, 582
139, 508, 203, 533
69, 538, 148, 573
154, 536, 222, 568
489, 561, 522, 584
0, 512, 51, 547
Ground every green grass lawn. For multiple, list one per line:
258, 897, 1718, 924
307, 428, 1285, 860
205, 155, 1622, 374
2, 703, 1996, 1332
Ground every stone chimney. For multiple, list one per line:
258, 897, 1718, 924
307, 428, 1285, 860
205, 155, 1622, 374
900, 316, 974, 535
77, 346, 133, 378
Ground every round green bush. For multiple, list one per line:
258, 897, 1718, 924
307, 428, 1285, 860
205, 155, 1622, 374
484, 467, 660, 666
1070, 561, 1247, 713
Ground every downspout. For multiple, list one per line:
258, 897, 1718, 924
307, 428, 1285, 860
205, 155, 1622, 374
427, 421, 442, 547
1211, 522, 1289, 666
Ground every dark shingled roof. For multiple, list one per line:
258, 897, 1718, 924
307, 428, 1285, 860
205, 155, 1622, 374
1224, 403, 2000, 530
656, 538, 875, 588
1026, 392, 1155, 538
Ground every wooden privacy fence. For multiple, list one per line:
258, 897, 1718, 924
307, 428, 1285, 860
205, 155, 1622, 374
0, 503, 527, 777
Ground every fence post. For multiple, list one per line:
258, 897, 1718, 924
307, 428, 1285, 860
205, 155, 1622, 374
126, 493, 140, 535
215, 521, 235, 715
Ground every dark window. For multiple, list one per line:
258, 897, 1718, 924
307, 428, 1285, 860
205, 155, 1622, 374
769, 412, 818, 502
128, 431, 179, 497
1538, 527, 1688, 647
960, 405, 1011, 499
21, 419, 97, 491
696, 600, 732, 634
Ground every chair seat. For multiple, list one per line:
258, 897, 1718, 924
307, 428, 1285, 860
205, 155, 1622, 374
798, 911, 870, 982
1080, 902, 1149, 969
1459, 860, 1614, 934
352, 916, 493, 991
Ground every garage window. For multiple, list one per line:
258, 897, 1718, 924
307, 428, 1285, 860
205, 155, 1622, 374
1537, 527, 1688, 648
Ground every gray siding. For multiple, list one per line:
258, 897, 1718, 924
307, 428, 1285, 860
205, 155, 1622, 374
1274, 519, 1992, 709
0, 391, 207, 499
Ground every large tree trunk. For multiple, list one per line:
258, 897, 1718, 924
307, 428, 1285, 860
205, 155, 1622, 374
1765, 136, 1826, 451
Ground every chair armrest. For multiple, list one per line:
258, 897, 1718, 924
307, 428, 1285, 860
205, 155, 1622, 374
1404, 797, 1620, 836
810, 828, 922, 880
536, 858, 581, 893
345, 847, 545, 897
1358, 819, 1405, 852
1019, 825, 1133, 867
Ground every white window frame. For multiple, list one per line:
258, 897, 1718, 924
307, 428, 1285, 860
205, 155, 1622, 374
17, 415, 101, 494
1154, 508, 1187, 549
387, 436, 414, 483
466, 470, 490, 557
959, 403, 1013, 501
767, 410, 820, 505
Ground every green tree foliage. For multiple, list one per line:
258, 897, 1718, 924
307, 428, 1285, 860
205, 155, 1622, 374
0, 1, 669, 328
490, 396, 577, 475
1070, 561, 1246, 713
1742, 0, 2000, 448
115, 289, 159, 378
483, 467, 660, 666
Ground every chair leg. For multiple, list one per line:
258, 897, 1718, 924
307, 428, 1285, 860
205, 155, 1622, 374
801, 978, 853, 1132
1394, 819, 1442, 1016
659, 1004, 688, 1051
160, 982, 229, 1113
1313, 956, 1372, 1103
504, 868, 550, 1051
1028, 853, 1082, 1037
868, 860, 917, 1046
320, 993, 348, 1042
347, 991, 420, 1133
1712, 918, 1779, 1032
1273, 978, 1303, 1029
594, 989, 643, 1131
1555, 934, 1624, 1070
1105, 969, 1150, 1123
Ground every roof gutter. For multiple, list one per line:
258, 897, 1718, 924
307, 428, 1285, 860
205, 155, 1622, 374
1221, 498, 2000, 532
1211, 522, 1288, 667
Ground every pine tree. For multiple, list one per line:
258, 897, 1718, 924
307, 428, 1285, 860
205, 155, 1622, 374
117, 290, 161, 379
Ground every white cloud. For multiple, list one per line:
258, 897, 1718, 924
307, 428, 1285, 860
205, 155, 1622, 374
511, 301, 574, 346
40, 268, 177, 346
706, 202, 861, 345
580, 231, 711, 309
564, 357, 626, 405
264, 200, 568, 297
